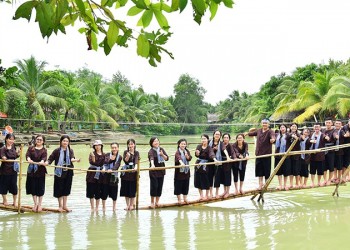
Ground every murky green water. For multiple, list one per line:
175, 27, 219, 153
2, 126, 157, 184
1, 135, 350, 249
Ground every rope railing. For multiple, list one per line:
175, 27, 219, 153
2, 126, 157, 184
2, 141, 350, 213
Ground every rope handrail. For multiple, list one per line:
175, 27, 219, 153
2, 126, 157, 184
3, 142, 350, 173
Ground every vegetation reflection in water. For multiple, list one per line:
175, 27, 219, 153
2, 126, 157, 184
1, 141, 350, 249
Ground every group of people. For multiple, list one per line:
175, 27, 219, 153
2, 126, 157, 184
248, 118, 350, 191
1, 117, 350, 212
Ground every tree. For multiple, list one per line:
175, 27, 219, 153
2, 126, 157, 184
290, 71, 335, 123
6, 56, 66, 131
173, 74, 207, 124
324, 76, 350, 118
9, 0, 234, 66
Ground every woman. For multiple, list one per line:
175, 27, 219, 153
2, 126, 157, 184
300, 128, 312, 188
220, 133, 234, 198
274, 124, 292, 190
174, 138, 192, 204
46, 135, 80, 212
289, 123, 301, 188
121, 139, 140, 211
103, 142, 122, 211
195, 134, 217, 201
0, 133, 20, 207
148, 137, 169, 208
25, 134, 47, 212
86, 140, 105, 212
209, 130, 224, 198
232, 133, 249, 195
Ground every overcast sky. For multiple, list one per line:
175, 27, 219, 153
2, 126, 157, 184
1, 0, 350, 104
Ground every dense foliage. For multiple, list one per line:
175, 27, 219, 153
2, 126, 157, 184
6, 0, 234, 66
1, 57, 350, 134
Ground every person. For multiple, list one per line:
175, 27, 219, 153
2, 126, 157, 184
120, 139, 140, 211
25, 134, 47, 212
209, 130, 224, 198
274, 124, 292, 191
174, 138, 192, 204
220, 133, 234, 197
232, 133, 249, 195
289, 123, 301, 188
309, 124, 326, 187
299, 128, 312, 188
46, 135, 80, 212
323, 118, 336, 185
333, 120, 345, 184
194, 134, 217, 201
86, 139, 105, 212
103, 142, 122, 211
247, 119, 276, 190
148, 137, 169, 208
341, 119, 350, 181
0, 133, 20, 207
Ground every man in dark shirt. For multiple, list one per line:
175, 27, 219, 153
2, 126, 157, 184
247, 119, 276, 190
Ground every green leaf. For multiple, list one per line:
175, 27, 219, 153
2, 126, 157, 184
171, 0, 179, 11
154, 10, 169, 30
103, 37, 112, 55
107, 21, 119, 48
141, 9, 153, 28
179, 0, 188, 13
13, 1, 38, 21
161, 3, 172, 13
192, 0, 206, 15
223, 0, 234, 8
209, 1, 218, 21
35, 2, 54, 37
91, 31, 98, 51
127, 6, 143, 16
118, 0, 128, 7
144, 0, 151, 6
131, 0, 147, 9
75, 0, 86, 14
137, 34, 150, 57
55, 0, 68, 26
61, 13, 78, 26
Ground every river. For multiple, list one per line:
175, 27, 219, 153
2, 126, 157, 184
0, 135, 349, 249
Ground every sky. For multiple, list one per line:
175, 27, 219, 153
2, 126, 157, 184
1, 0, 350, 105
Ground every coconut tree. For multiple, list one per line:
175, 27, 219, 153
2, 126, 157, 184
6, 56, 66, 131
324, 76, 350, 117
290, 71, 335, 123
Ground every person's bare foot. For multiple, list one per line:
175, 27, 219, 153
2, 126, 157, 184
240, 189, 245, 195
284, 186, 289, 191
58, 207, 65, 213
302, 184, 307, 188
223, 192, 230, 198
63, 207, 72, 212
326, 181, 331, 186
184, 199, 189, 204
276, 186, 282, 190
32, 205, 38, 212
149, 204, 155, 209
37, 206, 43, 212
12, 203, 17, 208
310, 183, 314, 188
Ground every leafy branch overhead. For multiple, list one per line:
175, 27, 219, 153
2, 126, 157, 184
11, 0, 234, 66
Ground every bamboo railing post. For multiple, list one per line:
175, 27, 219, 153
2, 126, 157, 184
18, 144, 23, 214
332, 165, 350, 197
252, 138, 299, 203
136, 157, 141, 210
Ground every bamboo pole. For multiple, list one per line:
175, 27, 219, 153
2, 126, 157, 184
332, 165, 350, 197
136, 157, 141, 210
17, 144, 23, 214
252, 138, 299, 202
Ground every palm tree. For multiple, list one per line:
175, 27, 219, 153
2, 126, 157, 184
290, 71, 335, 123
6, 56, 66, 131
271, 78, 299, 120
324, 76, 350, 117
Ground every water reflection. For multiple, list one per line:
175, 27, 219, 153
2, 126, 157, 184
1, 191, 350, 249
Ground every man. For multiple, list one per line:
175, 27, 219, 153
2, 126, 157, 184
341, 119, 350, 181
247, 119, 275, 190
333, 120, 345, 183
322, 118, 335, 185
309, 123, 326, 187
